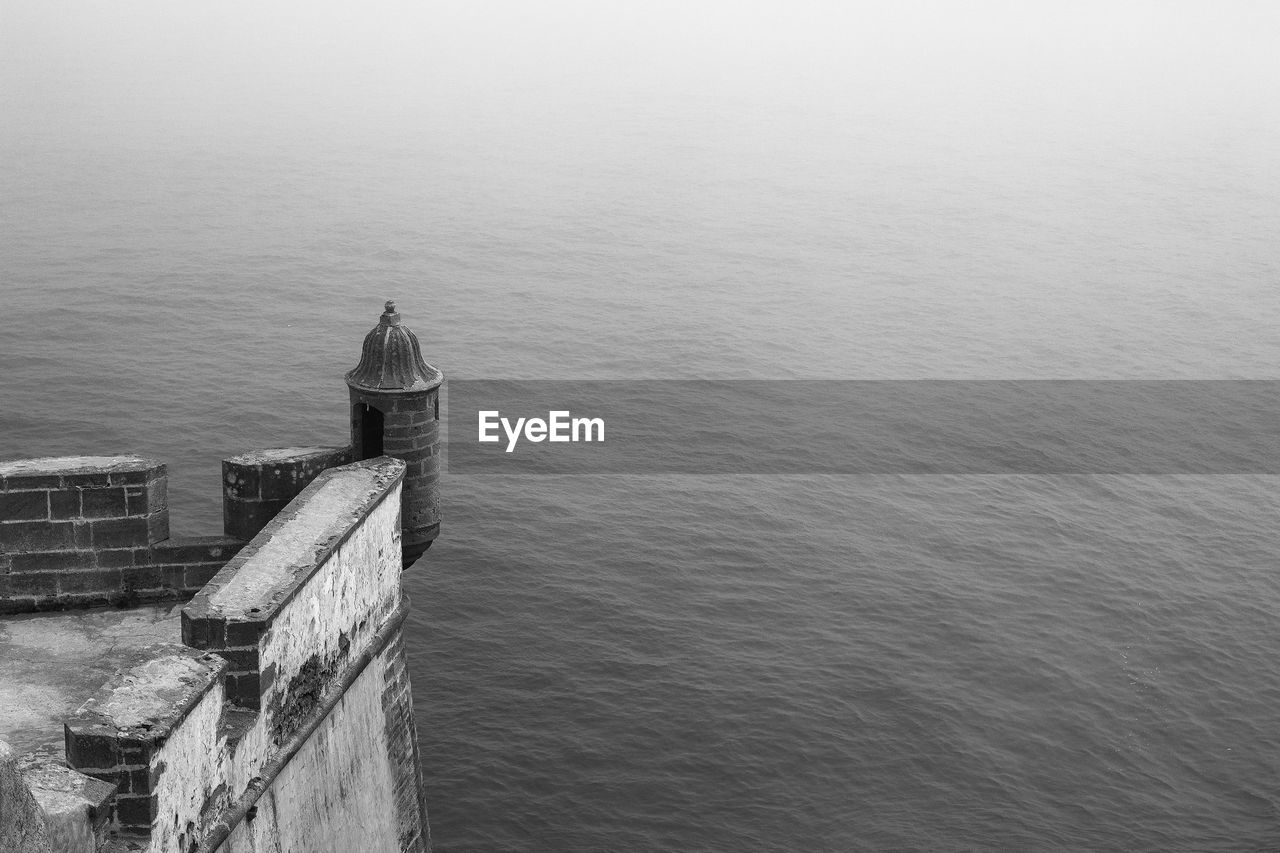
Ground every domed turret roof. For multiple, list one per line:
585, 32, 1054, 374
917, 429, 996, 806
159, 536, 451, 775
345, 300, 443, 392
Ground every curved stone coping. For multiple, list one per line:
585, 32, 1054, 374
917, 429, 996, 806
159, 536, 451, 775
0, 456, 163, 491
0, 456, 156, 477
186, 457, 405, 624
223, 447, 347, 466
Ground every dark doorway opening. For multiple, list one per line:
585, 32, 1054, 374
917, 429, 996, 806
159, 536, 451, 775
356, 403, 384, 459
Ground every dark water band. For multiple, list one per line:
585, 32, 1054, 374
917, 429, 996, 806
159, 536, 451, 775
442, 380, 1280, 474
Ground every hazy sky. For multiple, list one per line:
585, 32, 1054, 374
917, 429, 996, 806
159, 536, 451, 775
3, 2, 1277, 146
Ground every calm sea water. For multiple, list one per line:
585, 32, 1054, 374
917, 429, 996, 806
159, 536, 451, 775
4, 6, 1280, 849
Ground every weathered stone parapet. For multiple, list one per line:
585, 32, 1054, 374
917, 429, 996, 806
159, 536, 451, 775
20, 456, 425, 852
63, 644, 226, 835
0, 456, 168, 554
184, 458, 405, 715
222, 446, 353, 541
175, 456, 425, 851
0, 457, 245, 614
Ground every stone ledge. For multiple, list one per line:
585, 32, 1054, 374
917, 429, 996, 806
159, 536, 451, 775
64, 644, 226, 831
66, 646, 225, 765
187, 457, 404, 627
0, 457, 164, 492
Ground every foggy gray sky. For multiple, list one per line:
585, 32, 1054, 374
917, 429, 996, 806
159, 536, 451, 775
3, 2, 1277, 147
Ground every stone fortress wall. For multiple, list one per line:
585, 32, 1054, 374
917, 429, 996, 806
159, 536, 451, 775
0, 302, 440, 853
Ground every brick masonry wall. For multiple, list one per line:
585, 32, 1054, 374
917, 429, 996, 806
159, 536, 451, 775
348, 388, 440, 561
0, 457, 243, 614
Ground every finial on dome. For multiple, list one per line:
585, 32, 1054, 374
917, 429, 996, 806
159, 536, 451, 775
381, 299, 401, 326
